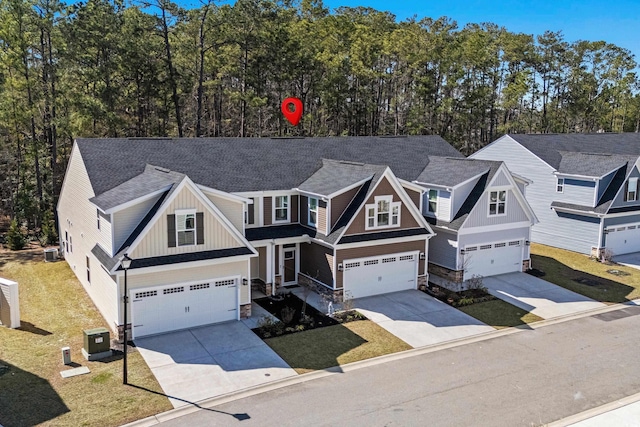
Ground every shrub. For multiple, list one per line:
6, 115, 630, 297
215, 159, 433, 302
280, 306, 296, 325
256, 315, 284, 337
6, 219, 27, 250
455, 297, 475, 307
465, 274, 486, 292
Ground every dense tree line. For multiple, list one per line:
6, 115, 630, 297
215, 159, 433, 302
1, 0, 639, 237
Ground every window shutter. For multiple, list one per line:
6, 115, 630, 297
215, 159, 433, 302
196, 212, 204, 244
167, 214, 176, 247
624, 181, 629, 201
248, 198, 255, 224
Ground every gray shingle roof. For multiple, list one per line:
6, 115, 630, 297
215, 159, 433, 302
298, 159, 381, 196
119, 248, 254, 270
89, 164, 183, 211
76, 136, 462, 196
414, 157, 495, 187
507, 133, 640, 170
245, 224, 316, 241
556, 152, 632, 178
338, 228, 431, 244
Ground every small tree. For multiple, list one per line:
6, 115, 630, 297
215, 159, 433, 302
300, 273, 319, 319
6, 219, 27, 250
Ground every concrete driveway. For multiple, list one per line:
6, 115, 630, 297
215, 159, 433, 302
483, 272, 605, 319
614, 252, 640, 271
353, 290, 495, 348
135, 321, 296, 408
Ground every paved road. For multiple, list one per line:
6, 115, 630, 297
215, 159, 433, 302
154, 305, 640, 427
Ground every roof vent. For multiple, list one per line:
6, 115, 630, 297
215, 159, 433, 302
338, 160, 365, 166
153, 166, 171, 173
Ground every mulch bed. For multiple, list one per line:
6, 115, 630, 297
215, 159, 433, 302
607, 269, 631, 277
252, 292, 365, 338
423, 284, 495, 307
526, 268, 546, 277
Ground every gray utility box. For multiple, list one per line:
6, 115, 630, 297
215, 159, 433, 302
82, 327, 112, 361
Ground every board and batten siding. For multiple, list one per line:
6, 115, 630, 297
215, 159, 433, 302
345, 176, 420, 236
492, 169, 512, 187
335, 240, 426, 289
299, 242, 334, 287
129, 185, 242, 259
463, 189, 529, 228
120, 260, 249, 323
428, 229, 458, 270
203, 192, 244, 232
561, 179, 596, 206
112, 194, 162, 253
331, 186, 360, 229
471, 135, 598, 254
610, 165, 640, 209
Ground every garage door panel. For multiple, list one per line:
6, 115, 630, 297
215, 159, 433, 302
344, 252, 417, 299
606, 225, 640, 255
464, 240, 523, 280
132, 278, 238, 339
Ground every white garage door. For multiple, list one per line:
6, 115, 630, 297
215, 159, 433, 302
464, 240, 523, 280
131, 277, 238, 339
343, 252, 418, 299
605, 224, 640, 255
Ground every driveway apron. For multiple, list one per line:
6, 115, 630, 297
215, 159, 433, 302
135, 322, 297, 408
353, 290, 494, 348
483, 272, 605, 319
614, 252, 640, 271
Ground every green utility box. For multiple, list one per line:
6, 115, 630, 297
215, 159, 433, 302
83, 327, 110, 354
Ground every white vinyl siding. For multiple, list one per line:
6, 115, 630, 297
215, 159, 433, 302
129, 185, 242, 259
423, 190, 450, 220
112, 194, 162, 253
428, 230, 458, 270
451, 178, 480, 220
559, 178, 596, 206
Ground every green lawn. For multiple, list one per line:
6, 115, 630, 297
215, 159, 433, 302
531, 243, 640, 304
0, 247, 172, 427
264, 320, 412, 374
458, 299, 543, 329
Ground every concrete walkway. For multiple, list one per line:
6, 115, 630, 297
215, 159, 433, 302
292, 287, 494, 348
483, 272, 605, 319
135, 322, 296, 408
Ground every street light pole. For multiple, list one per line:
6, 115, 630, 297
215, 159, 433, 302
121, 254, 132, 385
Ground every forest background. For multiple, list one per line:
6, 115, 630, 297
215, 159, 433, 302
1, 0, 638, 243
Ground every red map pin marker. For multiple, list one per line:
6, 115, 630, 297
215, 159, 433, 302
281, 97, 303, 126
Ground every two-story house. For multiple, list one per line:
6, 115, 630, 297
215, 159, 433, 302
471, 133, 640, 257
411, 157, 537, 290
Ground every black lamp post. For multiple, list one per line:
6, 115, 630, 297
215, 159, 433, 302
121, 254, 132, 385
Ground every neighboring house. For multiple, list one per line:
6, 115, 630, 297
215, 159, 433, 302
411, 157, 537, 290
471, 133, 640, 257
58, 136, 468, 340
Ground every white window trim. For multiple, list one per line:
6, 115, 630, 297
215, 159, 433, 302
627, 177, 638, 202
308, 197, 318, 227
427, 189, 438, 214
556, 178, 564, 193
273, 195, 290, 223
175, 208, 197, 247
488, 190, 507, 217
365, 195, 401, 230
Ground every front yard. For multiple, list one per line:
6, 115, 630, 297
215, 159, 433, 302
0, 248, 172, 427
531, 243, 640, 304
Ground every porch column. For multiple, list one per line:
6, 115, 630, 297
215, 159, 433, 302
266, 241, 274, 296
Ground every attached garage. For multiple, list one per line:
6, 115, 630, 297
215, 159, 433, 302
463, 240, 523, 280
131, 277, 238, 338
605, 224, 640, 255
342, 252, 418, 299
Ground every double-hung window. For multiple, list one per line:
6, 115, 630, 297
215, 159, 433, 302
177, 211, 196, 246
556, 178, 564, 193
489, 190, 507, 216
308, 197, 318, 227
626, 177, 638, 202
428, 189, 438, 214
366, 196, 400, 230
274, 195, 289, 222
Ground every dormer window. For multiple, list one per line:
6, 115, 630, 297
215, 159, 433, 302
625, 177, 638, 202
308, 197, 318, 227
556, 178, 564, 193
428, 189, 438, 214
274, 195, 289, 223
366, 196, 400, 230
489, 191, 507, 216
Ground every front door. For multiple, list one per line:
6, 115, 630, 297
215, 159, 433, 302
283, 245, 297, 284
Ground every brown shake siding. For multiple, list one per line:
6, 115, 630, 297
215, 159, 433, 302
405, 187, 422, 210
331, 186, 360, 229
317, 200, 327, 234
335, 240, 426, 288
344, 177, 420, 236
291, 195, 299, 223
299, 242, 334, 287
264, 197, 272, 225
